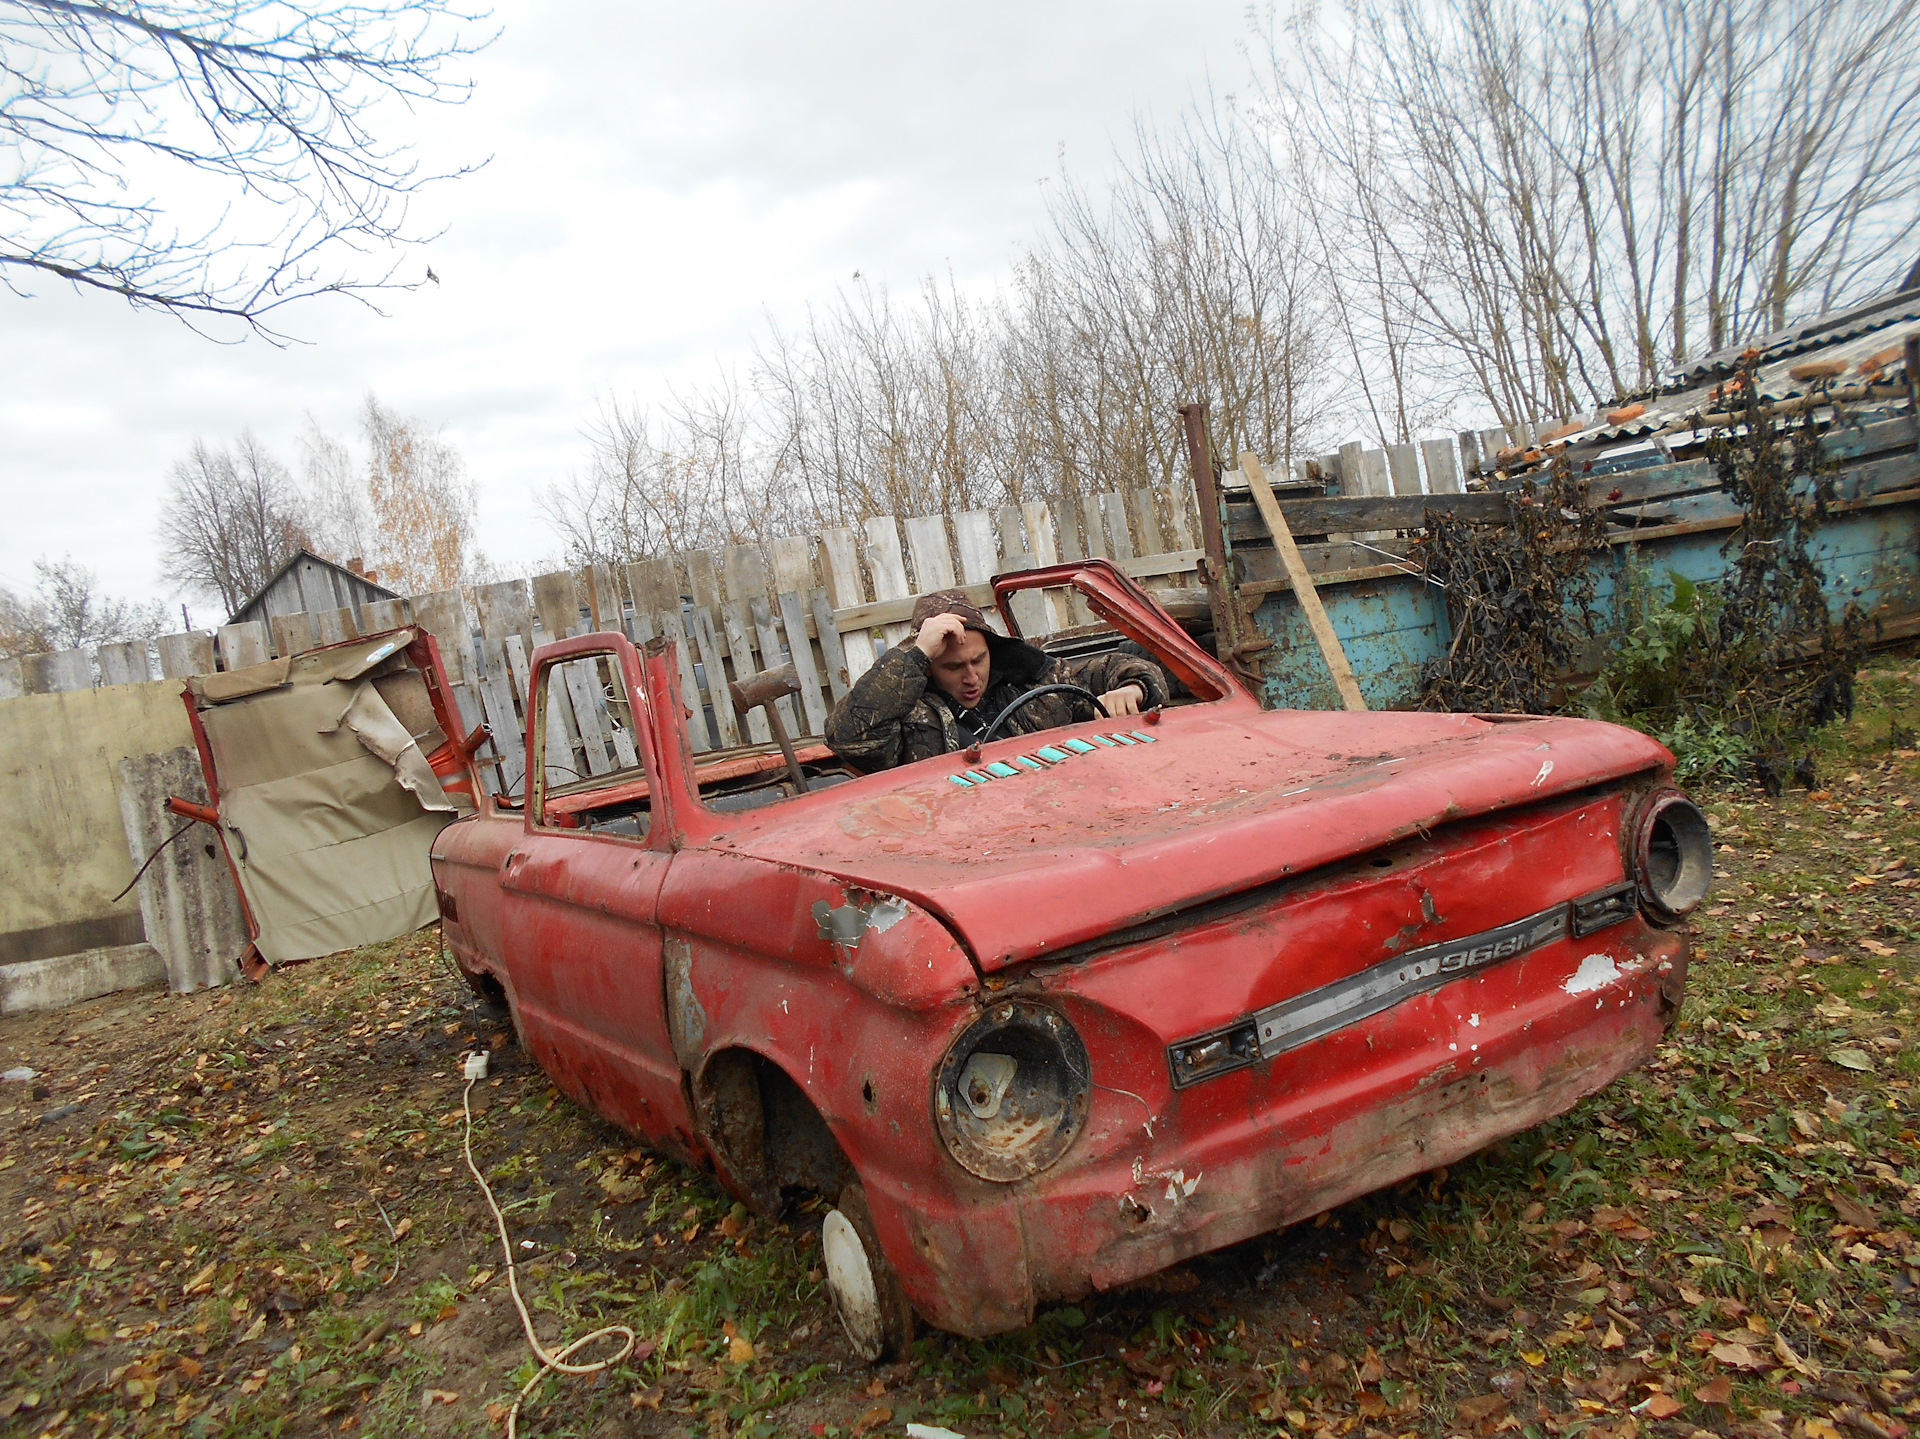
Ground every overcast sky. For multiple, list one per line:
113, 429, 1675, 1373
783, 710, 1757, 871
0, 1, 1259, 620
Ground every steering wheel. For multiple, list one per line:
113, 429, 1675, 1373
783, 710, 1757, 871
979, 684, 1109, 745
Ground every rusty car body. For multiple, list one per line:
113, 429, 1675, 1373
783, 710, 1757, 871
430, 559, 1710, 1355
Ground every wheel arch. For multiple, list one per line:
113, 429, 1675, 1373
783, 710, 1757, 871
690, 1045, 858, 1216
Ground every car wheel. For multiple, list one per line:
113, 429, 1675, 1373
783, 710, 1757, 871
822, 1184, 914, 1362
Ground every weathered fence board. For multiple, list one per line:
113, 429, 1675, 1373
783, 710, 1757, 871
904, 514, 955, 593
686, 606, 741, 748
97, 641, 152, 686
116, 747, 247, 992
215, 623, 268, 672
864, 516, 915, 650
721, 601, 772, 745
408, 589, 469, 683
771, 536, 813, 595
361, 598, 407, 632
778, 590, 830, 737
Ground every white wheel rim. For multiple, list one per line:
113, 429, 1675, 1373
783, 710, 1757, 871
822, 1208, 884, 1360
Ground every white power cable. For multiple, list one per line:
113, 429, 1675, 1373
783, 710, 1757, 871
461, 1072, 637, 1438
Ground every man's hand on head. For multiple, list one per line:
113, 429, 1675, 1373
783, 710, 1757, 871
914, 613, 969, 660
1100, 683, 1146, 717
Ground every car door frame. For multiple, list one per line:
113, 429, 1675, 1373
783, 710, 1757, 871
497, 631, 702, 1151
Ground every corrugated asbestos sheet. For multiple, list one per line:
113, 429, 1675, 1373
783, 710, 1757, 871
1512, 286, 1920, 466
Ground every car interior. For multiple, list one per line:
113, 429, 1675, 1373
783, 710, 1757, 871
501, 590, 1216, 836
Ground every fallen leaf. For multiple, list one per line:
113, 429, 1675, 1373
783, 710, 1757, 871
1520, 1351, 1547, 1367
1774, 1333, 1819, 1377
1694, 1375, 1732, 1405
1861, 939, 1898, 957
418, 1389, 458, 1410
1830, 1047, 1876, 1072
728, 1333, 754, 1365
1455, 1393, 1509, 1422
1709, 1342, 1762, 1369
851, 1406, 892, 1436
865, 1377, 887, 1399
1804, 1421, 1844, 1439
1602, 1321, 1626, 1350
469, 1268, 494, 1290
1865, 1335, 1903, 1360
1830, 1191, 1880, 1229
1639, 1393, 1685, 1418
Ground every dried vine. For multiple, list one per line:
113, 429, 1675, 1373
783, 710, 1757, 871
1416, 456, 1611, 714
1588, 352, 1865, 790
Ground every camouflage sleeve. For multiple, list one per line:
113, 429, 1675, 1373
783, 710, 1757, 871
1061, 650, 1171, 711
825, 644, 934, 771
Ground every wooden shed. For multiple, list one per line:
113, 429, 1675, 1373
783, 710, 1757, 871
227, 550, 399, 629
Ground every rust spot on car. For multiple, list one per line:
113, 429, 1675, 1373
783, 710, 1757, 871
664, 937, 705, 1072
838, 793, 936, 838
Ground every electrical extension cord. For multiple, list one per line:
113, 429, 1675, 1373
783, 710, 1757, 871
461, 1074, 637, 1436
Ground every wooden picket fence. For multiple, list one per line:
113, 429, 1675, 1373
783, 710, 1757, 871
0, 422, 1514, 792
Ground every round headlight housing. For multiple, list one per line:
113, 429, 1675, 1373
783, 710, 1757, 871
1634, 789, 1713, 918
933, 1000, 1091, 1183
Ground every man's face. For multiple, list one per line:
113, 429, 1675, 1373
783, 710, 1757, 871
929, 629, 991, 709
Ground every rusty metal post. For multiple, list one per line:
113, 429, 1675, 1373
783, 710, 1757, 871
1180, 402, 1259, 683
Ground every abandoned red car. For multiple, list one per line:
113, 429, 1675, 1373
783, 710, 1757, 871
431, 559, 1710, 1358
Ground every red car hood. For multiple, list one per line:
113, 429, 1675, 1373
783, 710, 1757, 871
705, 703, 1669, 969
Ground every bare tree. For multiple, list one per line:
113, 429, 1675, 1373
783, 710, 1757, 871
1, 0, 491, 335
0, 555, 166, 659
157, 431, 311, 614
300, 414, 374, 567
552, 95, 1335, 572
1267, 0, 1920, 430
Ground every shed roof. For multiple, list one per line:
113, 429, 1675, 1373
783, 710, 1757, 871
228, 549, 400, 627
1500, 284, 1919, 477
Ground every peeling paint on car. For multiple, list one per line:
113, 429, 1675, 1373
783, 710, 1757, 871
1565, 952, 1622, 994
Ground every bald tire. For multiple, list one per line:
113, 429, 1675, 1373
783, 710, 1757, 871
822, 1183, 915, 1362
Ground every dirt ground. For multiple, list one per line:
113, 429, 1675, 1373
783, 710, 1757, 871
5, 659, 1920, 1439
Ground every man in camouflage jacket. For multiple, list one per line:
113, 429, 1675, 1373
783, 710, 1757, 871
825, 589, 1169, 772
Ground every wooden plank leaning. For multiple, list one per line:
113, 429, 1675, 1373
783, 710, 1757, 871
1239, 451, 1368, 713
721, 601, 772, 745
750, 598, 802, 737
560, 659, 616, 775
810, 589, 850, 704
686, 606, 741, 748
777, 590, 830, 737
656, 610, 712, 752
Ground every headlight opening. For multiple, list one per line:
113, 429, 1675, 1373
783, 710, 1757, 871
1635, 790, 1713, 917
934, 1001, 1091, 1183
